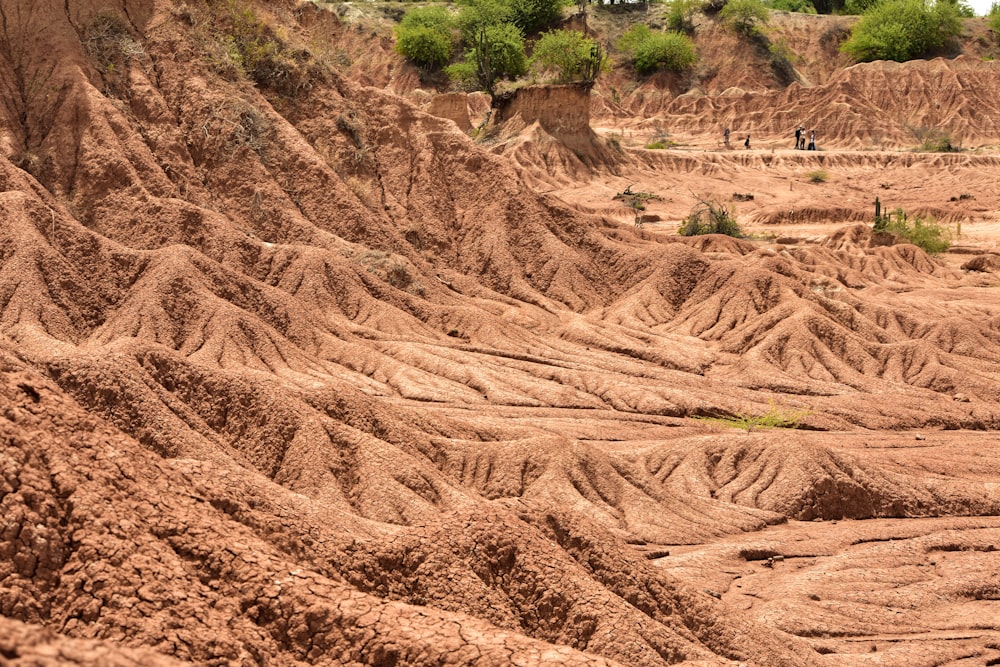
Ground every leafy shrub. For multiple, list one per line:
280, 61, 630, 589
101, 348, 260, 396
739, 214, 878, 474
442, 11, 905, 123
679, 199, 743, 236
990, 2, 1000, 34
395, 7, 456, 69
646, 140, 667, 149
457, 0, 514, 41
915, 128, 960, 152
633, 31, 698, 73
617, 24, 652, 54
874, 204, 950, 254
768, 0, 817, 12
667, 0, 703, 31
444, 60, 479, 89
806, 169, 828, 182
531, 29, 607, 82
841, 0, 961, 62
720, 0, 770, 36
509, 0, 565, 34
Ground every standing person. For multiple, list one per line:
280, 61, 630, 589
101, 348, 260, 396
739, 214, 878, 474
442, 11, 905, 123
794, 125, 802, 149
724, 126, 731, 148
744, 134, 751, 149
808, 129, 816, 150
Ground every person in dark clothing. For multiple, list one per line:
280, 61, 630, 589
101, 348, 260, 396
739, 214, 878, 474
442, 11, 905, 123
744, 134, 751, 149
724, 127, 731, 148
794, 126, 802, 149
807, 129, 816, 150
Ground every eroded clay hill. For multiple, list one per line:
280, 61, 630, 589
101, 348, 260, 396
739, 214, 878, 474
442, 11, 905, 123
2, 0, 1000, 665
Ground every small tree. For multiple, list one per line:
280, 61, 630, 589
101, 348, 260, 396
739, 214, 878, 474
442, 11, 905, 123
841, 0, 961, 62
720, 0, 770, 36
453, 24, 527, 98
614, 186, 663, 226
989, 2, 1000, 34
531, 29, 607, 83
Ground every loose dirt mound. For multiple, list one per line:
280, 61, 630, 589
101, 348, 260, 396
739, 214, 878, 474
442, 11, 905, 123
2, 0, 1000, 664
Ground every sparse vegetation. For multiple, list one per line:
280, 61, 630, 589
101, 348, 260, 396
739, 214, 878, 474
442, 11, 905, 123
212, 0, 319, 96
614, 186, 664, 226
913, 127, 961, 152
667, 0, 703, 32
841, 0, 962, 62
873, 198, 951, 254
679, 198, 743, 237
720, 0, 770, 36
694, 401, 812, 432
806, 169, 828, 182
530, 29, 608, 83
991, 2, 1000, 34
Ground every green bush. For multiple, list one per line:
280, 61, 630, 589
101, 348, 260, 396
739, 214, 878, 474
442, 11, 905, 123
395, 7, 456, 69
720, 0, 770, 35
632, 31, 698, 73
617, 24, 652, 53
444, 60, 479, 89
396, 25, 455, 69
805, 169, 828, 182
768, 0, 816, 12
990, 2, 1000, 33
879, 209, 950, 253
667, 0, 703, 31
531, 29, 606, 82
679, 200, 743, 237
841, 0, 961, 62
509, 0, 565, 34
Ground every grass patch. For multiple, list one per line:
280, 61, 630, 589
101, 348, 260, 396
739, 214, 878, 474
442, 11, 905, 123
805, 169, 828, 183
645, 139, 678, 149
873, 200, 951, 254
694, 401, 812, 432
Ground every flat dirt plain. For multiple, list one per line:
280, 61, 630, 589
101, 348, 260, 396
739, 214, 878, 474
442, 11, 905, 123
1, 0, 999, 665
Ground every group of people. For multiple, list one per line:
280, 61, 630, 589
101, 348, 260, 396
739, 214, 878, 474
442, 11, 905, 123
720, 125, 817, 150
794, 125, 816, 150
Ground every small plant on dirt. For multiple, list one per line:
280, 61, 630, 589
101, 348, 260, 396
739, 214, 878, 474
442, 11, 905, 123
991, 2, 1000, 35
805, 169, 828, 183
614, 186, 664, 226
667, 0, 703, 32
694, 401, 812, 433
913, 128, 961, 153
720, 0, 770, 36
678, 198, 743, 237
605, 132, 623, 150
872, 198, 951, 254
645, 140, 668, 149
216, 0, 319, 96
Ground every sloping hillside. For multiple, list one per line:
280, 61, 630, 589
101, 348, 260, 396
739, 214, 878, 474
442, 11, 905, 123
2, 0, 1000, 665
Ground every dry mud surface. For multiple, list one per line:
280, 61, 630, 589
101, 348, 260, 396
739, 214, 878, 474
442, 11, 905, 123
1, 0, 1000, 665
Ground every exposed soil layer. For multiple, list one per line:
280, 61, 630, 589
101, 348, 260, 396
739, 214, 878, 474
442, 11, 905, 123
2, 0, 1000, 665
